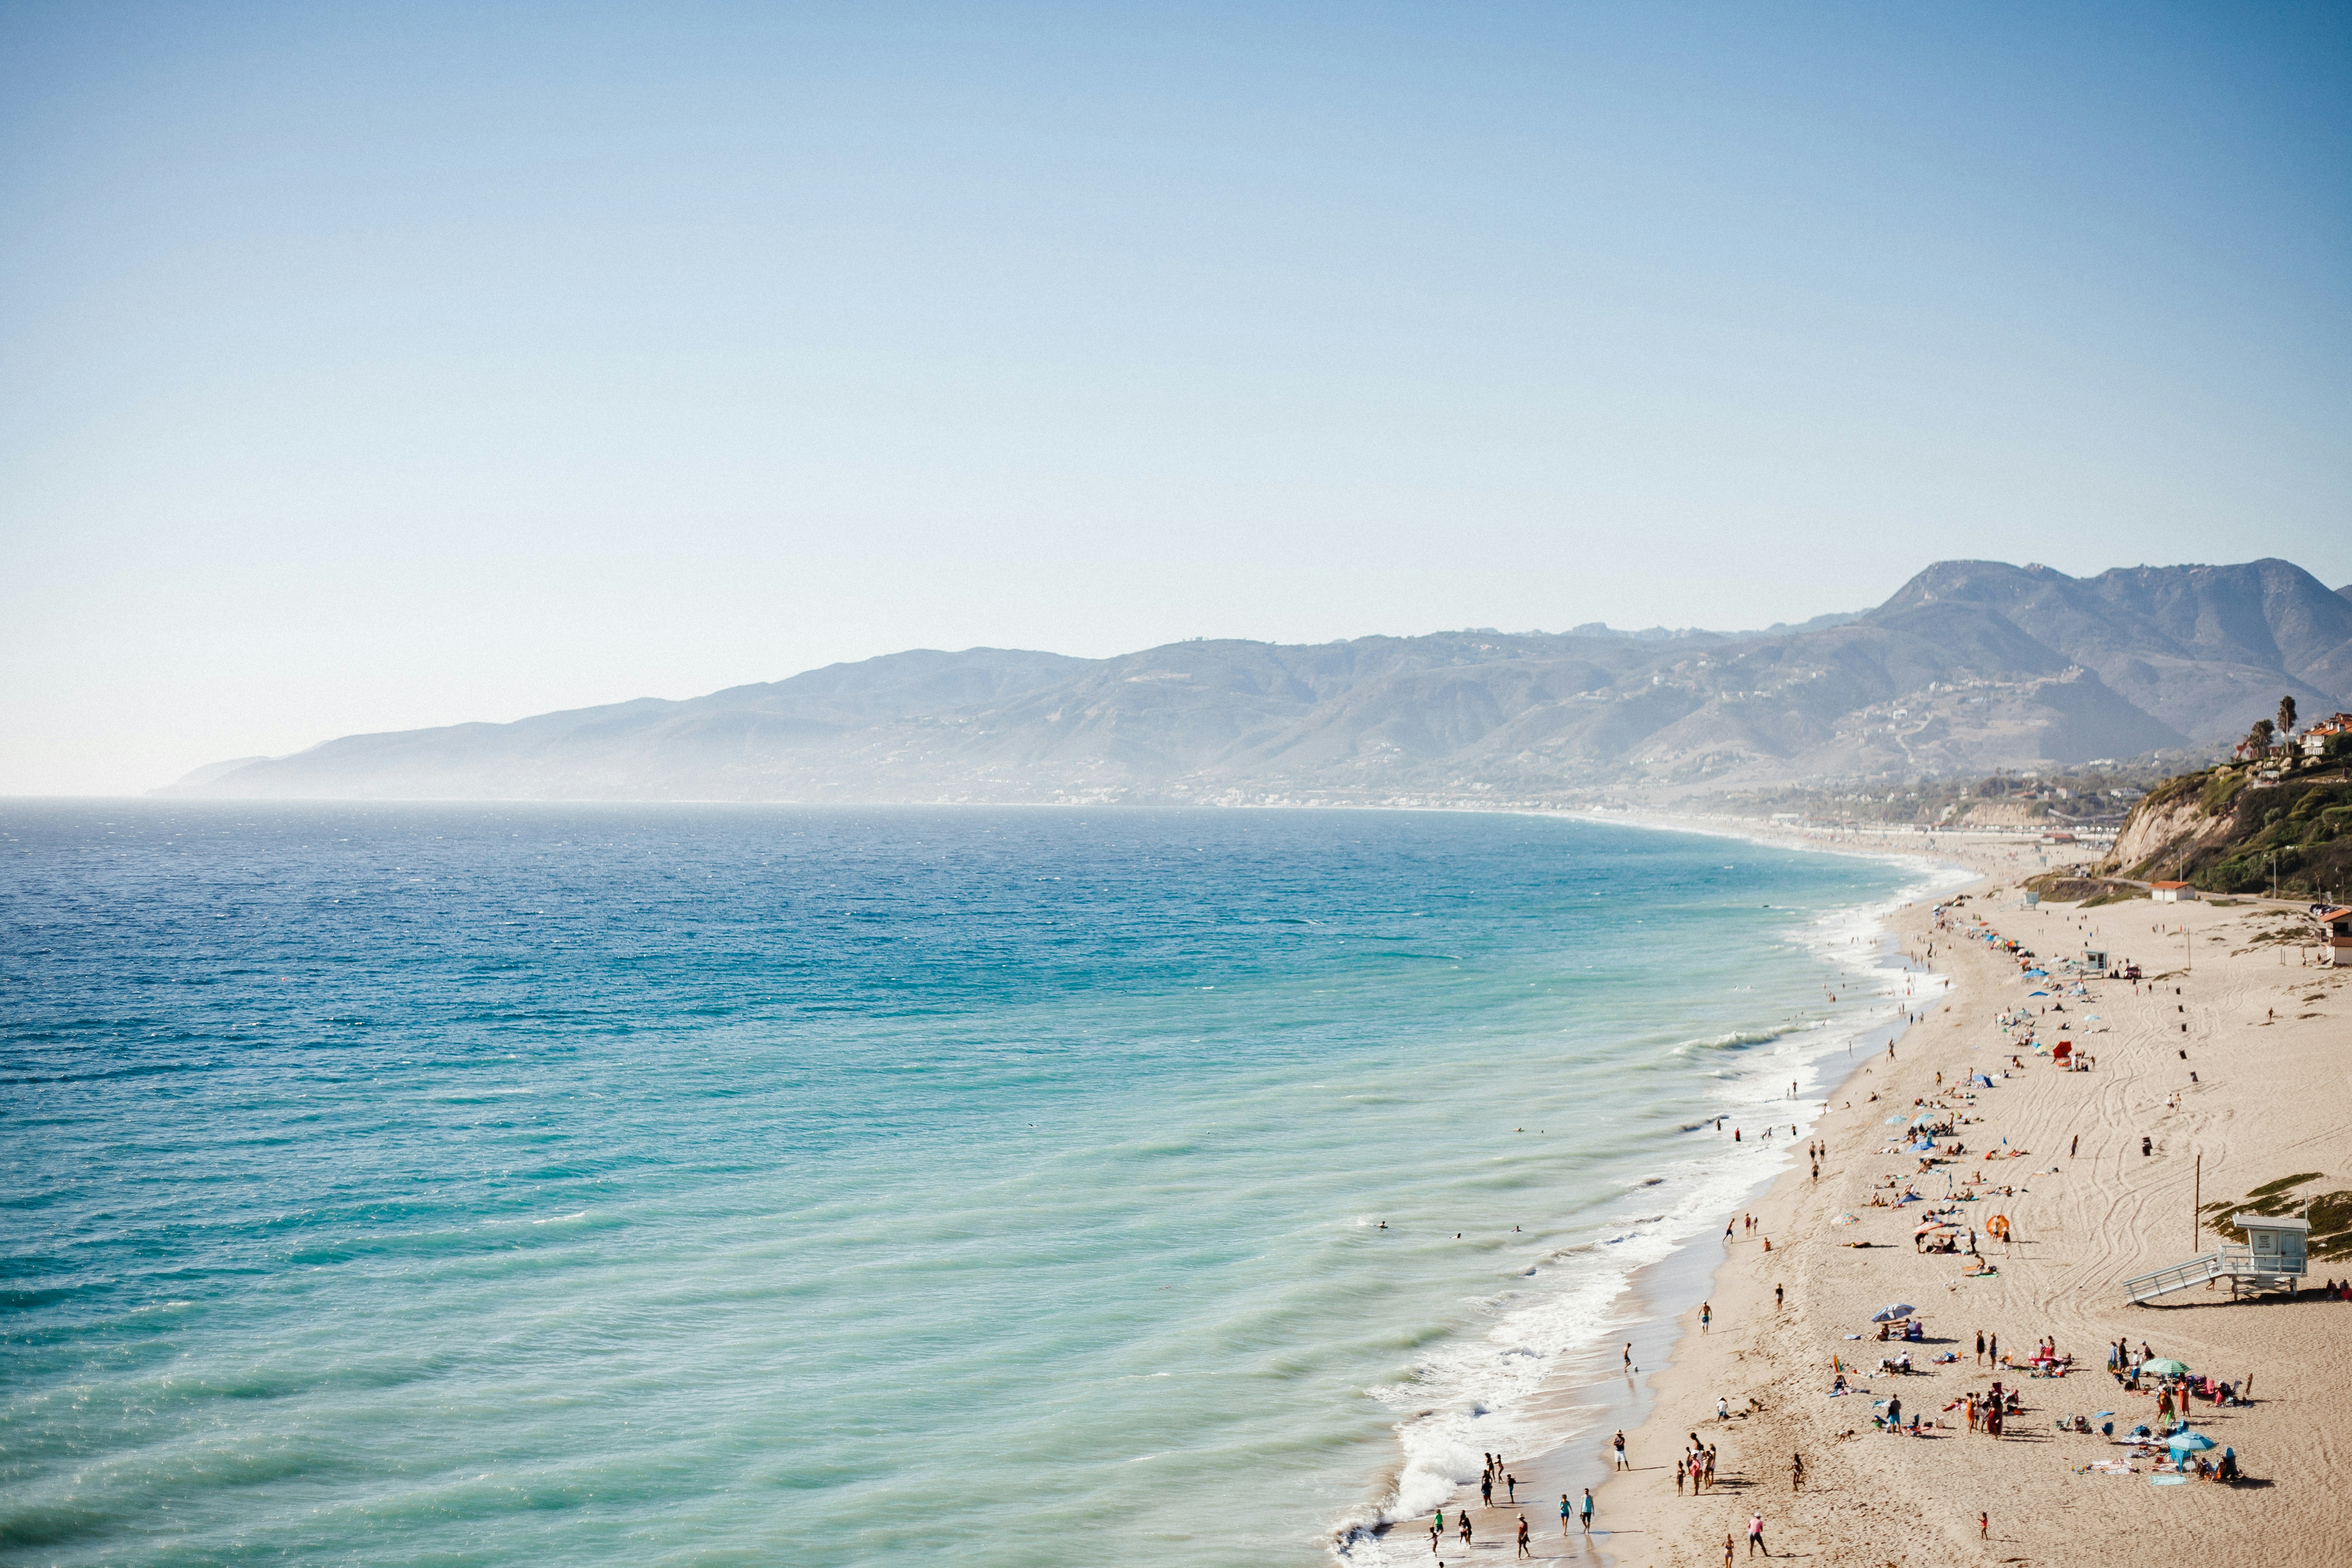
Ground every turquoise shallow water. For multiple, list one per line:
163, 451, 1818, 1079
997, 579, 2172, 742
1, 803, 1921, 1565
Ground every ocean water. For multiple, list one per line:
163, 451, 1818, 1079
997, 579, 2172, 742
1, 803, 1930, 1566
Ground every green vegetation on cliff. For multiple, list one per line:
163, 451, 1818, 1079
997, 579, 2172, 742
2108, 767, 2352, 901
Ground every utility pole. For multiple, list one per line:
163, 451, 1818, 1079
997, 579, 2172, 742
2193, 1153, 2201, 1255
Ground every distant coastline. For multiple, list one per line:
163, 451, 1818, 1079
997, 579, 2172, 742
151, 557, 2343, 809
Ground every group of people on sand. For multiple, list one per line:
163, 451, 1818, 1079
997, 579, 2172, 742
1949, 1383, 2017, 1436
1721, 1512, 1770, 1561
1676, 1432, 1720, 1495
1429, 1453, 1576, 1560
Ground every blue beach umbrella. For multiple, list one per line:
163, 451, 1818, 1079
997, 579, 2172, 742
2167, 1429, 2215, 1454
2027, 990, 2049, 997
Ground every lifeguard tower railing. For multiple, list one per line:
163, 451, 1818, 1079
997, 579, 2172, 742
2123, 1243, 2304, 1305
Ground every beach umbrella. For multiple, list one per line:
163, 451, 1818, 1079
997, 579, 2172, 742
2142, 1358, 2190, 1377
1885, 1115, 1908, 1125
2167, 1429, 2215, 1454
1871, 1303, 1915, 1322
1830, 1212, 1861, 1227
2027, 990, 2049, 997
1911, 1112, 1936, 1124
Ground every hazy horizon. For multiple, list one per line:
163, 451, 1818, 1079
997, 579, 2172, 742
6, 4, 2349, 794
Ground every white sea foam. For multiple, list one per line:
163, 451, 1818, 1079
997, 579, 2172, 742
1334, 846, 1972, 1562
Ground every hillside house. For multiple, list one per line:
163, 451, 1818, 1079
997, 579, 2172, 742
2150, 881, 2197, 903
2315, 905, 2352, 967
2301, 713, 2352, 757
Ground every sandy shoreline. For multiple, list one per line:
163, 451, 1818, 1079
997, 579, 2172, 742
1390, 822, 2352, 1567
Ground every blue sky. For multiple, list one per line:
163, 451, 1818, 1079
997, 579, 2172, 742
3, 2, 2348, 792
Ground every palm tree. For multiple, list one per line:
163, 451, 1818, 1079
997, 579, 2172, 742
2278, 695, 2298, 742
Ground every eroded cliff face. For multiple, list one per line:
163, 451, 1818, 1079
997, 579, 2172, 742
2100, 776, 2242, 878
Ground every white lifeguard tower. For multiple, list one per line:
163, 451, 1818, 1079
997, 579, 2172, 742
2239, 1216, 2309, 1282
2124, 1214, 2308, 1304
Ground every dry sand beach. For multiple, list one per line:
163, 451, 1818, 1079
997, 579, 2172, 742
1416, 830, 2352, 1567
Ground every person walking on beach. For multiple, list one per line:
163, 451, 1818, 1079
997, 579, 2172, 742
1460, 1511, 1473, 1547
1482, 1471, 1492, 1507
1614, 1429, 1629, 1468
1980, 1511, 1989, 1541
1748, 1512, 1768, 1556
1581, 1488, 1594, 1531
1724, 1532, 1737, 1568
1561, 1494, 1573, 1538
1506, 1473, 1517, 1504
1790, 1452, 1805, 1491
1775, 1282, 1784, 1309
1702, 1302, 1712, 1332
1976, 1330, 1985, 1366
1517, 1515, 1531, 1558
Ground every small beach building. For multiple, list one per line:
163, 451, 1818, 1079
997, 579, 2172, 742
2236, 1215, 2308, 1282
2149, 881, 2197, 903
2313, 906, 2352, 967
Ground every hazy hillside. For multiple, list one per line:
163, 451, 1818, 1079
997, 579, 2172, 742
163, 558, 2352, 805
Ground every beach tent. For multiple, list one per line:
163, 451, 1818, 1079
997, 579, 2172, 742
2142, 1358, 2190, 1377
2167, 1430, 2216, 1454
1871, 1303, 1916, 1322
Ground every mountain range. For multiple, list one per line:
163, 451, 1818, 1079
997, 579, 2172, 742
163, 559, 2352, 805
